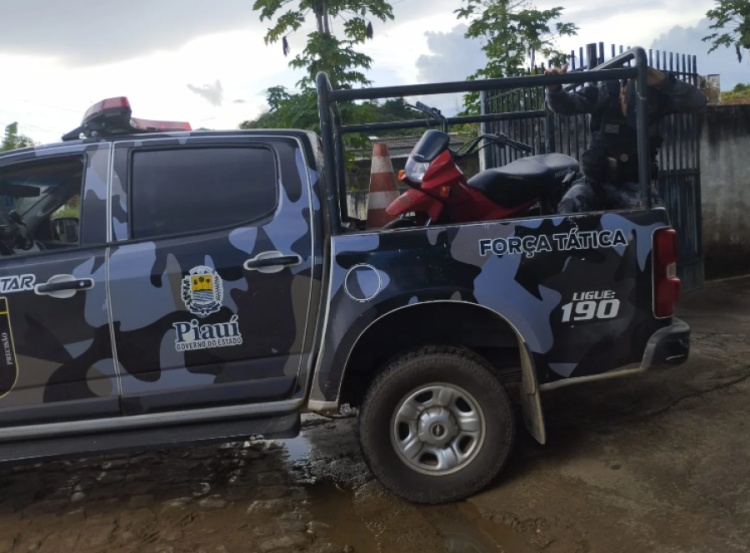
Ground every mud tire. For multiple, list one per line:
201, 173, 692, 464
358, 345, 515, 504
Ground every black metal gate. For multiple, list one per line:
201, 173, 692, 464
480, 43, 703, 291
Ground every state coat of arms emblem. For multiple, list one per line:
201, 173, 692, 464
181, 265, 223, 317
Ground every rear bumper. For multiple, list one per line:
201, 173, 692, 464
641, 318, 690, 370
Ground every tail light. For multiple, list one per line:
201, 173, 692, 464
653, 228, 680, 317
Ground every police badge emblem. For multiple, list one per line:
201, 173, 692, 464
181, 266, 223, 317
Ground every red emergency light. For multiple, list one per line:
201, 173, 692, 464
131, 117, 192, 132
62, 96, 192, 141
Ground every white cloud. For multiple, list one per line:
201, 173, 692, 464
0, 0, 734, 147
0, 30, 303, 144
0, 0, 262, 65
539, 0, 711, 68
187, 81, 224, 107
652, 18, 749, 90
416, 25, 486, 83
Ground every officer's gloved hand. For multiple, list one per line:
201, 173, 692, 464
621, 67, 672, 116
646, 67, 668, 87
544, 63, 569, 93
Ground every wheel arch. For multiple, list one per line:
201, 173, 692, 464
338, 300, 546, 444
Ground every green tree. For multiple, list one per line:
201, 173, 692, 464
240, 87, 319, 131
247, 0, 399, 161
252, 0, 394, 89
721, 82, 750, 102
239, 91, 423, 173
240, 91, 420, 131
1, 122, 35, 152
703, 0, 750, 62
239, 92, 423, 166
456, 0, 578, 114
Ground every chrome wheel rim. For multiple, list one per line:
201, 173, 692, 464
391, 383, 486, 476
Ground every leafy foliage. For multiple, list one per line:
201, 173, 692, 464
703, 0, 750, 62
721, 82, 750, 103
251, 0, 394, 89
241, 92, 420, 132
241, 87, 319, 131
52, 205, 80, 220
456, 0, 577, 114
0, 123, 35, 152
247, 0, 399, 166
240, 90, 421, 166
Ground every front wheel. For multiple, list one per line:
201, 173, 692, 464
358, 346, 515, 504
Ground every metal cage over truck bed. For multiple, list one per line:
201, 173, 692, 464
315, 47, 703, 292
479, 43, 703, 291
309, 48, 690, 501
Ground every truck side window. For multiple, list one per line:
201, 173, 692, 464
0, 156, 84, 257
130, 147, 277, 240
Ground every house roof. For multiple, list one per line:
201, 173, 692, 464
354, 133, 469, 159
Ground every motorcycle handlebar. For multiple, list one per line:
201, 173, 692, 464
503, 137, 533, 153
409, 101, 448, 132
477, 133, 533, 154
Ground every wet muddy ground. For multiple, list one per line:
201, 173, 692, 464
1, 276, 749, 552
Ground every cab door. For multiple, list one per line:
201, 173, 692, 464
0, 143, 119, 425
108, 135, 316, 415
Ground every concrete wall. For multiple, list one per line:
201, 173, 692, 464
700, 105, 750, 278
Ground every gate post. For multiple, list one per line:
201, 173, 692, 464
545, 110, 555, 155
586, 43, 599, 69
479, 89, 489, 171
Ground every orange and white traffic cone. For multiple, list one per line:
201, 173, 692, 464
366, 143, 399, 229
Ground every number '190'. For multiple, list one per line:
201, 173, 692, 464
561, 299, 621, 322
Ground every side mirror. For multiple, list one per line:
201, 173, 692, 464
52, 217, 79, 244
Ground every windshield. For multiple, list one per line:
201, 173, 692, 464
410, 130, 451, 163
0, 158, 82, 223
7, 185, 50, 218
0, 156, 83, 255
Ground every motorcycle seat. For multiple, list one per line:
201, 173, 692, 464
467, 153, 579, 208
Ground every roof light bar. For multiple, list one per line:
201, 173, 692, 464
82, 97, 132, 124
62, 96, 191, 141
131, 117, 192, 132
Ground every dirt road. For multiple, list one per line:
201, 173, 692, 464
0, 277, 748, 553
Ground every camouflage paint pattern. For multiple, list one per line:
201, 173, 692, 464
0, 129, 676, 427
0, 142, 117, 418
0, 132, 324, 421
106, 134, 323, 411
310, 207, 672, 403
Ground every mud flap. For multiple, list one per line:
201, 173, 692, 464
519, 341, 546, 445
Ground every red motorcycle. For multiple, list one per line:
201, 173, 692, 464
385, 102, 579, 227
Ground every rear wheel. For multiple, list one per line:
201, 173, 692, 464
358, 345, 515, 504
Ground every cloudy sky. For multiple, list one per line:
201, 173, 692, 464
0, 0, 745, 145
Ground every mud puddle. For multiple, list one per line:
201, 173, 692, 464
424, 503, 539, 553
301, 479, 537, 553
283, 434, 312, 465
281, 426, 537, 553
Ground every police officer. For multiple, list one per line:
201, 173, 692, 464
545, 63, 707, 214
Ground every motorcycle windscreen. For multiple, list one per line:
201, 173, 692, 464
410, 130, 451, 163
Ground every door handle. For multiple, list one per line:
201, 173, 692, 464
244, 252, 302, 274
35, 275, 94, 299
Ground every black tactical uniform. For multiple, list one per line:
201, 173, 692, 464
546, 72, 707, 214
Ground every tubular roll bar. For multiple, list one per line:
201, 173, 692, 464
317, 46, 651, 234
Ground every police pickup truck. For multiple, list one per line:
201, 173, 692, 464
0, 48, 689, 504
